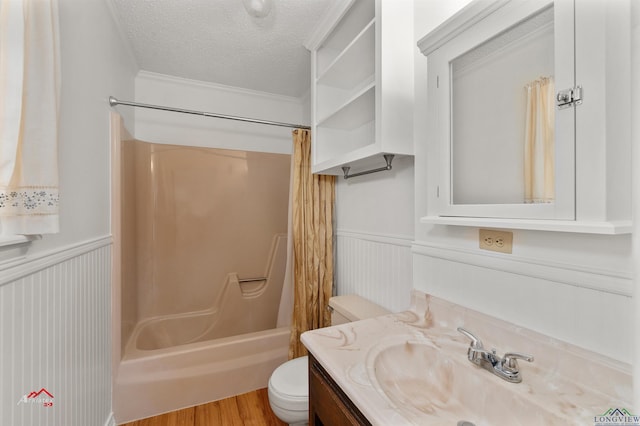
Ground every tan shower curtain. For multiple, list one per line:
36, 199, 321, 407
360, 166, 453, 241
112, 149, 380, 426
288, 129, 335, 359
524, 76, 555, 203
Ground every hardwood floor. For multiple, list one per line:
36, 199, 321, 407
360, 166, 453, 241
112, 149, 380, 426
121, 388, 287, 426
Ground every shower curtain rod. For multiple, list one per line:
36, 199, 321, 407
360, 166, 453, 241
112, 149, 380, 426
108, 96, 311, 130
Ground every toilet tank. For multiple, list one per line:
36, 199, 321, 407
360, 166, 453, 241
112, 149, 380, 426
328, 295, 390, 325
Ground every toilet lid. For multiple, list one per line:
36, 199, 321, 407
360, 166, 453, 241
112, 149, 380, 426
269, 356, 308, 411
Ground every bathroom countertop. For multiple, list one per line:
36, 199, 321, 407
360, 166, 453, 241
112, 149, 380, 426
301, 290, 632, 426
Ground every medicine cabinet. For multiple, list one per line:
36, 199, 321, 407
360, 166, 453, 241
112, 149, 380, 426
304, 0, 414, 176
417, 0, 631, 234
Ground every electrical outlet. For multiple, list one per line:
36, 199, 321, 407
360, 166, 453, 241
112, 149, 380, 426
479, 229, 513, 254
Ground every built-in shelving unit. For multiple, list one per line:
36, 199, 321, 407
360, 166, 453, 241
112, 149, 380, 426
305, 0, 414, 176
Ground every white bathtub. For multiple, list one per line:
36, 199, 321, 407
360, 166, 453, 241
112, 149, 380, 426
114, 326, 290, 423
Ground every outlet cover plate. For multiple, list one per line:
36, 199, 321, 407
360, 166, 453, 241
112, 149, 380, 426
479, 229, 513, 254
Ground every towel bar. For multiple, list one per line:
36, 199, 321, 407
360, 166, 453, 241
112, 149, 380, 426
341, 154, 394, 179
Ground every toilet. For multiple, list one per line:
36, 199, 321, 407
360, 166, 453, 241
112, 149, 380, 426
268, 295, 389, 425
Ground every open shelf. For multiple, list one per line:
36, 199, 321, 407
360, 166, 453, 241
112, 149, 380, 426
313, 144, 383, 175
317, 20, 375, 89
317, 83, 375, 129
316, 0, 375, 75
316, 75, 375, 120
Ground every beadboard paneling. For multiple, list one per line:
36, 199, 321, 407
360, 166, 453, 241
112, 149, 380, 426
0, 239, 112, 426
335, 231, 413, 313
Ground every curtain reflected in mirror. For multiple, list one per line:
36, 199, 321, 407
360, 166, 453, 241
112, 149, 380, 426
524, 76, 555, 203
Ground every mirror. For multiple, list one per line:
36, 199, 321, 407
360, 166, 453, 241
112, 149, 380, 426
419, 0, 575, 221
451, 5, 555, 206
419, 0, 634, 229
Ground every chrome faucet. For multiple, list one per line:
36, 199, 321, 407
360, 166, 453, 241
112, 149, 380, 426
457, 327, 534, 383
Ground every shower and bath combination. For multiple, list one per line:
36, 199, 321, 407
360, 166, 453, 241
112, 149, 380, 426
109, 100, 302, 423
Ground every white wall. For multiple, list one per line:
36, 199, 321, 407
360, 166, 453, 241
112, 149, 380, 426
28, 0, 137, 256
333, 0, 474, 315
412, 0, 633, 364
0, 0, 137, 424
134, 71, 308, 155
337, 0, 633, 365
335, 156, 415, 313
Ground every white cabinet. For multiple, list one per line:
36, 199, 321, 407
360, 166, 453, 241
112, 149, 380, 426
416, 0, 632, 234
305, 0, 414, 176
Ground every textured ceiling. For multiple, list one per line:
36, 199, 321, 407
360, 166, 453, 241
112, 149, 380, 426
110, 0, 334, 98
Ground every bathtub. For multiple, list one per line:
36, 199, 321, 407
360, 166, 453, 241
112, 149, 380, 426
113, 234, 290, 423
114, 326, 290, 423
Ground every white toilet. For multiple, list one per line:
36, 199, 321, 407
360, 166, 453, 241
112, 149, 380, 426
268, 295, 389, 425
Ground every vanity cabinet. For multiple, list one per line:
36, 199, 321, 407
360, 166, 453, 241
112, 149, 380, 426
417, 0, 632, 234
309, 354, 370, 426
304, 0, 413, 176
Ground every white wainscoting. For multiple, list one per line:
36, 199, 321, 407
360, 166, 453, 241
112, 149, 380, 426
0, 237, 112, 426
335, 230, 413, 313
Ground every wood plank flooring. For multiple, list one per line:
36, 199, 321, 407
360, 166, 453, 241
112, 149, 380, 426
121, 388, 287, 426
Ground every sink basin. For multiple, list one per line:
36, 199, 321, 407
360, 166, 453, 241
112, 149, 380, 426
366, 339, 568, 425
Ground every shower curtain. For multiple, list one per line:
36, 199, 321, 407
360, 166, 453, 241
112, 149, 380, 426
288, 129, 335, 359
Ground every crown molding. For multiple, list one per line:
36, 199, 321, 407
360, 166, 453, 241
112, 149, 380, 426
417, 0, 511, 56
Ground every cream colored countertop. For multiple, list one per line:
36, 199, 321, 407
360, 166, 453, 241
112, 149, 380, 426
301, 290, 632, 426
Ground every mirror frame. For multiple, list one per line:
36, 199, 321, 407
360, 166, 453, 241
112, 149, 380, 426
424, 0, 575, 220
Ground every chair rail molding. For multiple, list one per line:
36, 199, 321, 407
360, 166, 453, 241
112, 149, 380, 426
412, 240, 632, 297
0, 235, 112, 286
336, 229, 413, 247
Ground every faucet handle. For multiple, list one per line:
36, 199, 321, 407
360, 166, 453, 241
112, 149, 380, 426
457, 327, 483, 349
501, 352, 534, 371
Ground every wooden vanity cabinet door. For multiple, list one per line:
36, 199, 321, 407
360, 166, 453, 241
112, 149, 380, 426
308, 354, 371, 426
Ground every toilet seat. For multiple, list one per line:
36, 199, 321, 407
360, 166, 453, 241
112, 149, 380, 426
268, 356, 308, 412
